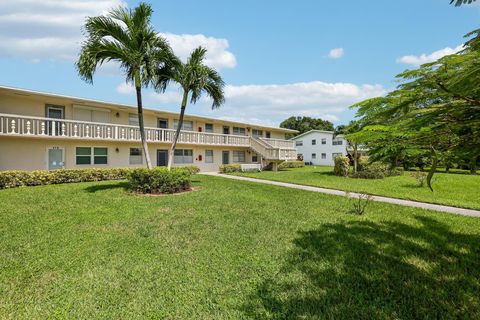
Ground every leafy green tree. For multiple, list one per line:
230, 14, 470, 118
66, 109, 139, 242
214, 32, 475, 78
76, 3, 173, 169
280, 116, 334, 138
154, 47, 225, 170
451, 0, 477, 6
335, 121, 362, 173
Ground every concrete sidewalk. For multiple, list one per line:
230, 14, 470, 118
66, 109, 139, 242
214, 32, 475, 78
202, 172, 480, 218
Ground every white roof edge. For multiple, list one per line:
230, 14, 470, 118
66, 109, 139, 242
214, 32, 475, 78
290, 129, 343, 140
0, 84, 298, 134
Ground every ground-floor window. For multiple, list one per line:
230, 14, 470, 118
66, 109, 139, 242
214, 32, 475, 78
205, 150, 214, 163
321, 153, 326, 159
332, 152, 343, 159
233, 150, 246, 163
174, 149, 193, 164
76, 147, 108, 165
312, 153, 317, 159
252, 153, 258, 163
129, 148, 143, 165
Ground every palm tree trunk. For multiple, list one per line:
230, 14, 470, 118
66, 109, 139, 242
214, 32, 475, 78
167, 90, 188, 170
134, 71, 152, 169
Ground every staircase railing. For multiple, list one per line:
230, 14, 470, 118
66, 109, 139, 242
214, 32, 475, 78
250, 137, 297, 161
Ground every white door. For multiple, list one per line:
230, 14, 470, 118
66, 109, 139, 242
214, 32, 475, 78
48, 147, 64, 170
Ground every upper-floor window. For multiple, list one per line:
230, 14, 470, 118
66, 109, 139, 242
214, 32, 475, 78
233, 127, 246, 135
252, 129, 263, 138
266, 131, 271, 138
321, 138, 326, 145
332, 139, 343, 146
296, 140, 303, 146
128, 113, 139, 126
205, 123, 214, 133
174, 120, 193, 131
158, 118, 168, 129
312, 139, 316, 145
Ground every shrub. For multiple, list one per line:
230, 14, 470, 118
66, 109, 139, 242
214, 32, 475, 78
179, 166, 200, 174
334, 156, 350, 177
278, 161, 305, 169
127, 167, 191, 194
219, 164, 242, 173
389, 167, 404, 177
350, 162, 389, 179
0, 168, 129, 189
410, 171, 427, 187
357, 156, 370, 171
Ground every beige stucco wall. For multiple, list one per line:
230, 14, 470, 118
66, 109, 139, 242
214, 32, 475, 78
0, 137, 259, 172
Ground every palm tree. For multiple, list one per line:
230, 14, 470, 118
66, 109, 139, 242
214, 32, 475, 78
76, 2, 172, 169
451, 0, 476, 5
154, 47, 225, 170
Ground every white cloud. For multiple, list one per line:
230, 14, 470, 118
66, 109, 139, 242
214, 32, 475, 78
160, 32, 237, 70
143, 80, 385, 126
396, 45, 464, 67
328, 48, 344, 59
0, 0, 126, 61
116, 82, 134, 95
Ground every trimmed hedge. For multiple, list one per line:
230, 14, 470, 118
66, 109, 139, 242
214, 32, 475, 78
350, 162, 389, 179
278, 161, 305, 169
334, 156, 350, 177
127, 167, 192, 194
219, 164, 242, 173
0, 168, 130, 189
179, 166, 200, 174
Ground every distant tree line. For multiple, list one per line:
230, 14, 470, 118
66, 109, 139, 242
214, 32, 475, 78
280, 116, 334, 138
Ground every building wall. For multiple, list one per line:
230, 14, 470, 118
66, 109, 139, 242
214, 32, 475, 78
0, 137, 260, 172
292, 132, 347, 166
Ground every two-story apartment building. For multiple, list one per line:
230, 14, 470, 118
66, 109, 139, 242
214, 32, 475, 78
0, 86, 297, 172
291, 130, 367, 166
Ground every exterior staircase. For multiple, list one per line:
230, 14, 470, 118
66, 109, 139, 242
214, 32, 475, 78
249, 137, 297, 170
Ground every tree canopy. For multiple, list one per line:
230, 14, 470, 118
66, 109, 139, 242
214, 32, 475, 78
280, 116, 334, 138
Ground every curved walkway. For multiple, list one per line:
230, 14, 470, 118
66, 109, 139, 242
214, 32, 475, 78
202, 172, 480, 218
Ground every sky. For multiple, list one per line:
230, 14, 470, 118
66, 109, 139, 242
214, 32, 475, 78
0, 0, 479, 127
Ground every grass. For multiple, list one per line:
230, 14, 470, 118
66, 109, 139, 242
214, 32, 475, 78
231, 166, 480, 210
1, 175, 480, 319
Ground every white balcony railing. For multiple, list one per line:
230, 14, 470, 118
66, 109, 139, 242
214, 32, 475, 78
259, 137, 296, 149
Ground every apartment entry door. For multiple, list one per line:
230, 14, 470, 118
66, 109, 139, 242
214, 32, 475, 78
46, 105, 64, 136
157, 149, 168, 167
47, 147, 64, 170
222, 151, 229, 165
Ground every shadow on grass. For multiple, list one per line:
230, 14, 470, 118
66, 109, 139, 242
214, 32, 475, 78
243, 216, 480, 319
84, 181, 129, 193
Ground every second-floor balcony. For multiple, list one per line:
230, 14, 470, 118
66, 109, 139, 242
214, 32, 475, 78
0, 113, 296, 151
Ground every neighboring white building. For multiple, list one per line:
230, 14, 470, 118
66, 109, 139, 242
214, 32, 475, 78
291, 130, 366, 166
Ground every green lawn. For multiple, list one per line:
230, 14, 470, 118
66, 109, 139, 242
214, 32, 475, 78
1, 176, 480, 319
231, 166, 480, 210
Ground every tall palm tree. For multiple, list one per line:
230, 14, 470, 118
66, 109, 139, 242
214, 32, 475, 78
76, 2, 172, 169
154, 47, 225, 170
451, 0, 476, 5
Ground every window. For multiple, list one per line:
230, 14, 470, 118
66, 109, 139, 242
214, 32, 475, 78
233, 150, 246, 163
174, 149, 193, 164
129, 148, 143, 165
205, 123, 214, 133
252, 129, 263, 138
76, 147, 91, 165
312, 139, 316, 145
252, 153, 258, 163
312, 153, 317, 159
205, 150, 214, 163
158, 118, 168, 129
332, 139, 343, 146
332, 152, 343, 159
321, 153, 326, 159
128, 113, 139, 126
174, 120, 193, 131
76, 147, 108, 165
321, 138, 326, 145
296, 140, 303, 146
233, 127, 246, 135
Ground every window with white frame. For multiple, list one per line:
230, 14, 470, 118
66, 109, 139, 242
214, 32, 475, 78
312, 139, 316, 145
312, 153, 317, 159
252, 129, 263, 138
233, 150, 246, 163
173, 120, 194, 131
321, 138, 326, 145
296, 140, 303, 146
332, 139, 343, 146
128, 113, 139, 126
76, 147, 108, 165
252, 153, 259, 163
173, 149, 193, 163
205, 150, 214, 163
205, 123, 214, 133
332, 152, 343, 159
233, 127, 246, 135
129, 148, 143, 165
321, 153, 326, 159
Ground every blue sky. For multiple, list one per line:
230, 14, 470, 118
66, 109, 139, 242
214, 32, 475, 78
0, 0, 478, 126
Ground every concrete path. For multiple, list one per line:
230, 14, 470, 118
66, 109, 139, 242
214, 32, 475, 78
202, 172, 480, 218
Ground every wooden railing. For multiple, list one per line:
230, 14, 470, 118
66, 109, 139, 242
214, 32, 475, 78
0, 113, 250, 147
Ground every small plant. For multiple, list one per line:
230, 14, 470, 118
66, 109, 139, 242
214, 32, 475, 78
278, 160, 305, 169
219, 164, 242, 173
346, 192, 373, 215
410, 171, 427, 187
127, 167, 192, 194
334, 156, 350, 177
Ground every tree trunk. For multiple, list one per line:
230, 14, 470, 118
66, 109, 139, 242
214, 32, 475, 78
134, 71, 152, 169
353, 143, 358, 173
470, 156, 477, 175
167, 90, 188, 170
427, 147, 437, 192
